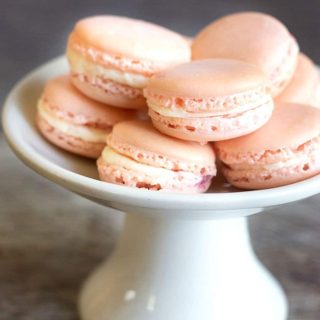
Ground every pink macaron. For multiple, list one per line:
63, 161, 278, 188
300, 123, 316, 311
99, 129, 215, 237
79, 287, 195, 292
275, 53, 320, 107
144, 59, 274, 143
215, 102, 320, 189
36, 75, 136, 158
67, 15, 191, 109
97, 120, 216, 192
192, 12, 299, 97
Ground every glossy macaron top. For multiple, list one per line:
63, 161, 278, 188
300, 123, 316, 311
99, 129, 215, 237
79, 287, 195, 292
276, 53, 320, 104
215, 102, 320, 154
192, 12, 297, 76
107, 120, 216, 173
145, 59, 268, 98
42, 75, 136, 126
70, 15, 191, 66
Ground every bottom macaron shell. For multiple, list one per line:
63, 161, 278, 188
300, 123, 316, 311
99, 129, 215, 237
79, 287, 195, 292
37, 114, 105, 158
149, 103, 273, 142
222, 156, 320, 190
71, 74, 147, 109
97, 157, 212, 193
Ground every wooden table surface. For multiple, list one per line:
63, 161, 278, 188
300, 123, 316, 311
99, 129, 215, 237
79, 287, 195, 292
1, 1, 320, 319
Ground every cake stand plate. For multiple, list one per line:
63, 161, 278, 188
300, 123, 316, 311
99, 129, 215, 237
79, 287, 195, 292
3, 56, 320, 320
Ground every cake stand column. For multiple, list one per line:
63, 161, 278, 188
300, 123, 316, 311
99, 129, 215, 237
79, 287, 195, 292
79, 211, 288, 320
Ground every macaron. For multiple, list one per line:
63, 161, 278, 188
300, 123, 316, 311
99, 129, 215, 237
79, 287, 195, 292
192, 12, 299, 97
97, 120, 216, 192
36, 75, 136, 158
275, 53, 320, 107
215, 102, 320, 189
144, 59, 274, 143
67, 15, 191, 109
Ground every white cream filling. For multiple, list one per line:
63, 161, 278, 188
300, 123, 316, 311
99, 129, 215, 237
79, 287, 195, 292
147, 98, 271, 118
102, 147, 200, 182
68, 48, 149, 89
38, 100, 108, 143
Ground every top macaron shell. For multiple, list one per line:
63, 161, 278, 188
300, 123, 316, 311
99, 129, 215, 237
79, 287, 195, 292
276, 53, 320, 106
145, 58, 268, 99
71, 16, 191, 69
192, 12, 299, 97
107, 120, 216, 174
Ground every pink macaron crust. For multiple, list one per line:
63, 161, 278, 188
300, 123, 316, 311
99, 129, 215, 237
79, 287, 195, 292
192, 12, 299, 97
67, 15, 191, 109
70, 76, 147, 110
215, 102, 320, 189
276, 53, 320, 107
37, 115, 106, 158
36, 75, 136, 158
144, 59, 274, 143
97, 120, 216, 192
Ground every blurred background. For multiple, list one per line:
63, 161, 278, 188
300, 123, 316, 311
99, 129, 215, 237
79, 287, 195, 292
1, 1, 320, 319
1, 0, 320, 102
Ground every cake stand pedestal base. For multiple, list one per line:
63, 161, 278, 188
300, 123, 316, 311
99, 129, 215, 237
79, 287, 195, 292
79, 212, 288, 320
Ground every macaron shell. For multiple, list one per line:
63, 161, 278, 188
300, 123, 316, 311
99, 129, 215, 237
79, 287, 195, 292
71, 75, 147, 109
72, 16, 191, 65
146, 59, 268, 98
276, 53, 320, 105
43, 75, 137, 124
192, 12, 298, 77
215, 102, 320, 153
149, 101, 273, 143
37, 114, 105, 158
108, 120, 216, 168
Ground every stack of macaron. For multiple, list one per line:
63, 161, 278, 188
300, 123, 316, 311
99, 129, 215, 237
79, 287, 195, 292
36, 12, 320, 192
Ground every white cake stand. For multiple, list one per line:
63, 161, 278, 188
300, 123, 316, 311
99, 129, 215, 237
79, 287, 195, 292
3, 56, 320, 320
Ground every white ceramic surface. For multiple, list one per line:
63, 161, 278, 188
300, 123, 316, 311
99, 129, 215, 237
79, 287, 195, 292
2, 56, 320, 320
